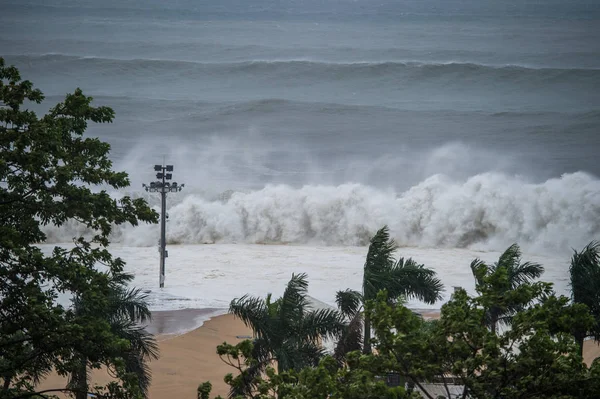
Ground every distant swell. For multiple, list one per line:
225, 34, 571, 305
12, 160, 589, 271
10, 55, 600, 88
43, 172, 600, 254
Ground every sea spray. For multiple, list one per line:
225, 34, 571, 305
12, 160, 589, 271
42, 171, 600, 254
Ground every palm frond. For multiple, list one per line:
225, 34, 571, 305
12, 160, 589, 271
496, 243, 522, 270
335, 289, 363, 319
364, 225, 397, 273
20, 348, 54, 385
494, 243, 543, 288
299, 308, 345, 342
109, 271, 135, 288
110, 287, 152, 324
387, 257, 444, 304
230, 294, 270, 339
334, 311, 363, 362
110, 319, 159, 361
278, 339, 325, 371
570, 241, 600, 344
279, 273, 309, 324
292, 340, 327, 369
509, 261, 544, 288
470, 258, 488, 288
124, 352, 152, 398
363, 226, 400, 299
570, 241, 600, 306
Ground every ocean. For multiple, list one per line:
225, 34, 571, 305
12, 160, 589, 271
2, 0, 599, 312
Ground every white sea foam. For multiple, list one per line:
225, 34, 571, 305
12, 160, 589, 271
43, 171, 600, 254
37, 243, 571, 312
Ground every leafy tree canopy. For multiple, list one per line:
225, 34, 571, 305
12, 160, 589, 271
335, 225, 443, 357
198, 341, 415, 399
208, 254, 600, 399
569, 241, 600, 354
369, 276, 600, 399
0, 57, 158, 398
229, 273, 345, 396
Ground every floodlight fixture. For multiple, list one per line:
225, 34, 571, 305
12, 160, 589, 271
156, 173, 163, 179
154, 165, 162, 171
166, 165, 174, 172
165, 173, 172, 180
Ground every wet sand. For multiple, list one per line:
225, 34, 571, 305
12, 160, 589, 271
38, 309, 600, 398
40, 311, 251, 398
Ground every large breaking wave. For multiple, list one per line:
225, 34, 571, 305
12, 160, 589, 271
9, 54, 600, 90
43, 171, 600, 254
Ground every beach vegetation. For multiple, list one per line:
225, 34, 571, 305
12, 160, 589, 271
0, 58, 158, 399
229, 273, 345, 397
470, 243, 543, 334
200, 340, 414, 399
569, 241, 600, 355
68, 273, 159, 399
209, 236, 600, 398
335, 225, 444, 358
209, 276, 600, 399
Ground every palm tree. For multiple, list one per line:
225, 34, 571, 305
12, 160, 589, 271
335, 226, 444, 356
470, 243, 543, 334
229, 273, 344, 396
569, 241, 600, 355
69, 273, 159, 399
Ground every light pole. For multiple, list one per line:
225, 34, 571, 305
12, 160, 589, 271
143, 164, 184, 288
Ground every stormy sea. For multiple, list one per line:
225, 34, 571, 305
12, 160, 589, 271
2, 0, 599, 312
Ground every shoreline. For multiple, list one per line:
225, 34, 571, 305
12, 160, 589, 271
38, 308, 600, 398
145, 306, 443, 336
144, 308, 227, 336
40, 312, 252, 398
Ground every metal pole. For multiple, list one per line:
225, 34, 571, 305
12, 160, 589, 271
159, 170, 167, 288
143, 163, 184, 288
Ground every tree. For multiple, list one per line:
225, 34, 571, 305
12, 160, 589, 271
569, 241, 600, 355
0, 58, 158, 398
370, 277, 600, 398
335, 226, 443, 356
68, 273, 159, 399
470, 243, 543, 334
229, 273, 344, 396
200, 340, 414, 399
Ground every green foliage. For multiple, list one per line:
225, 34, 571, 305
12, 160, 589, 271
369, 277, 599, 398
569, 241, 600, 353
470, 243, 544, 333
0, 58, 158, 398
206, 246, 600, 399
336, 225, 444, 356
203, 341, 413, 399
229, 273, 345, 396
198, 382, 212, 399
68, 273, 159, 399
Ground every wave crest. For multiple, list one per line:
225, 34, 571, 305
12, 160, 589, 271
10, 55, 600, 88
43, 172, 600, 253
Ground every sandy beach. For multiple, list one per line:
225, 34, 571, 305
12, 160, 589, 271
40, 310, 252, 398
39, 309, 600, 398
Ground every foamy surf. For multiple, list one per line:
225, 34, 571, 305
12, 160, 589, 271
43, 171, 600, 254
37, 243, 571, 312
